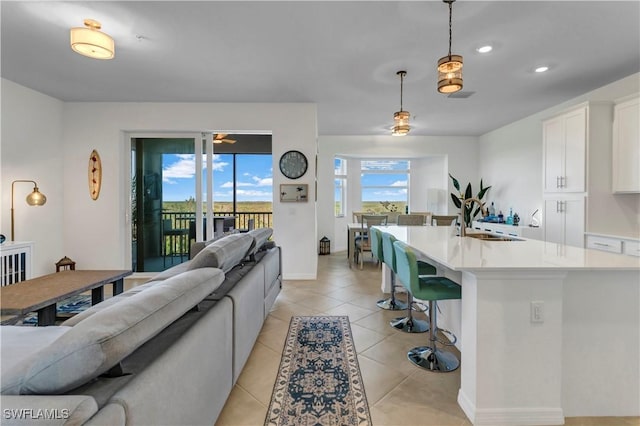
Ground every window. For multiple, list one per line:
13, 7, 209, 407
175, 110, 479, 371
334, 157, 347, 217
361, 159, 409, 214
213, 153, 273, 213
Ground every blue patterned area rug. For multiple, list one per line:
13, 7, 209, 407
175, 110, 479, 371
21, 295, 91, 326
265, 315, 372, 426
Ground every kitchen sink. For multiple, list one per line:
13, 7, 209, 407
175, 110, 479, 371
465, 233, 522, 241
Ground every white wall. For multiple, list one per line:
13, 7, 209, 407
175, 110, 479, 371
1, 80, 318, 279
1, 80, 65, 277
60, 102, 318, 279
479, 73, 640, 238
318, 135, 478, 251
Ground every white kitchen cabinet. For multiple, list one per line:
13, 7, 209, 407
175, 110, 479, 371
612, 96, 639, 193
0, 241, 33, 286
544, 198, 585, 247
471, 221, 543, 240
585, 233, 640, 257
543, 106, 586, 193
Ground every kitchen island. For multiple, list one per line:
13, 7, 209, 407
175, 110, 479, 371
375, 225, 640, 426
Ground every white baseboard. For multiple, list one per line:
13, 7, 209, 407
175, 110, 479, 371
458, 390, 564, 426
282, 273, 317, 280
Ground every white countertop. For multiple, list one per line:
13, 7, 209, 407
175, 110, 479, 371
374, 225, 640, 271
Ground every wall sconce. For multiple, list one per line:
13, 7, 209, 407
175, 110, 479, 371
11, 180, 47, 241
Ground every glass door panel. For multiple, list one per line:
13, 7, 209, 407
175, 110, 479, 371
132, 137, 197, 272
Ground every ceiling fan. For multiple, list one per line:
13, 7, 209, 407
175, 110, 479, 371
213, 133, 236, 144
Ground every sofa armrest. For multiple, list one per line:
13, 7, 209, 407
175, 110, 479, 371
0, 395, 98, 426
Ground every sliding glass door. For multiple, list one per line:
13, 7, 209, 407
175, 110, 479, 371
131, 134, 201, 272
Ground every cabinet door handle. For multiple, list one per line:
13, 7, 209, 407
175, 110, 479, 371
594, 242, 611, 247
561, 176, 566, 188
556, 176, 560, 188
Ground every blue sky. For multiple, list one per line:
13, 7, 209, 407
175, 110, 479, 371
161, 154, 273, 202
161, 155, 408, 203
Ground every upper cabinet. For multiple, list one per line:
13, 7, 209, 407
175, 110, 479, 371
543, 106, 586, 193
612, 96, 639, 193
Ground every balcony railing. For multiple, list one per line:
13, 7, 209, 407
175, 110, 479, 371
161, 211, 273, 237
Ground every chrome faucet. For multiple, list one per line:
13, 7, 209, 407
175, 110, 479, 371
460, 197, 488, 237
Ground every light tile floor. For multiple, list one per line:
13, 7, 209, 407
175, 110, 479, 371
134, 252, 638, 426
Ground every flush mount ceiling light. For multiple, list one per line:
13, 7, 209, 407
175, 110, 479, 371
392, 70, 410, 136
535, 66, 549, 73
476, 45, 493, 54
437, 0, 463, 94
70, 19, 115, 59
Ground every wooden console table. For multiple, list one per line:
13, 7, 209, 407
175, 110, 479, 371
0, 269, 132, 326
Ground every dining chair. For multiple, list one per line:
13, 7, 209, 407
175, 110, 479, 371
431, 215, 458, 226
409, 211, 432, 225
397, 214, 426, 226
355, 214, 387, 269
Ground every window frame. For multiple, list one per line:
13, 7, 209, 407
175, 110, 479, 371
334, 157, 347, 217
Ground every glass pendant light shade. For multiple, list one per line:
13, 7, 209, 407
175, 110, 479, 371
437, 54, 463, 93
437, 0, 463, 94
26, 187, 47, 206
70, 19, 115, 60
392, 110, 410, 136
392, 70, 410, 136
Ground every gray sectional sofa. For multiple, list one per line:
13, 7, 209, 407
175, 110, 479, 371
0, 228, 281, 426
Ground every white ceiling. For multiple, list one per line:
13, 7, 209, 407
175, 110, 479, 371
1, 1, 638, 136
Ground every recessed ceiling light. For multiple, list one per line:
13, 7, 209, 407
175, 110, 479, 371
535, 66, 549, 73
476, 45, 493, 53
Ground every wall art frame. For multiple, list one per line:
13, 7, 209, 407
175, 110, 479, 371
280, 184, 308, 202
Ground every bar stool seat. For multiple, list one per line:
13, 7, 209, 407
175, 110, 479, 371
371, 228, 406, 311
393, 239, 462, 372
383, 232, 435, 331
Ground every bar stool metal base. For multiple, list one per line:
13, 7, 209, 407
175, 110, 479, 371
407, 346, 460, 372
390, 316, 428, 333
377, 297, 408, 310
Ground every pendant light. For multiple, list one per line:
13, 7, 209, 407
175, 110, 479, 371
392, 71, 410, 136
70, 19, 115, 60
437, 0, 463, 94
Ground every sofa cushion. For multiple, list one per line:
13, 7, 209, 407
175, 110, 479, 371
188, 233, 254, 273
1, 326, 73, 390
1, 268, 225, 395
247, 228, 273, 257
61, 281, 157, 327
147, 261, 191, 282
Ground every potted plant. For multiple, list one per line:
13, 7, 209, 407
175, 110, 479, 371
449, 174, 491, 229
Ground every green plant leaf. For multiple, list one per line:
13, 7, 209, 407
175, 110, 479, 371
477, 185, 491, 200
449, 173, 460, 191
464, 183, 472, 200
451, 193, 462, 208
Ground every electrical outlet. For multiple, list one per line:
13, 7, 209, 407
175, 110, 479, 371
531, 301, 544, 323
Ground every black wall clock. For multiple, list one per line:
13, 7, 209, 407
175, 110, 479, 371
279, 150, 308, 179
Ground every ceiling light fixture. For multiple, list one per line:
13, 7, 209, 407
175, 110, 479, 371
476, 45, 493, 53
535, 66, 549, 73
70, 19, 115, 60
437, 0, 463, 94
392, 71, 410, 136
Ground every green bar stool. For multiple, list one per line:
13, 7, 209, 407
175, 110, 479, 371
372, 228, 406, 311
393, 240, 462, 372
383, 232, 436, 332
